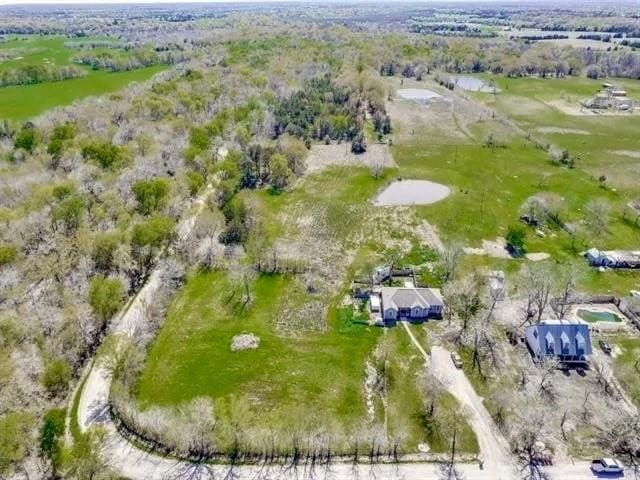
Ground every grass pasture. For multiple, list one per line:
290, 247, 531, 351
0, 35, 165, 120
388, 74, 640, 294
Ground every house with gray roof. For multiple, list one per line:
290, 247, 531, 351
380, 287, 443, 323
525, 320, 592, 363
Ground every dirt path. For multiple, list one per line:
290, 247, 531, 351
430, 346, 513, 477
401, 321, 430, 365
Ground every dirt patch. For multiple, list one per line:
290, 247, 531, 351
230, 333, 260, 351
525, 252, 551, 261
464, 238, 511, 259
305, 143, 395, 174
397, 88, 442, 102
536, 126, 591, 135
607, 150, 640, 159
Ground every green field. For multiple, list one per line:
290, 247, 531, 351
389, 74, 640, 295
0, 35, 165, 120
136, 164, 479, 454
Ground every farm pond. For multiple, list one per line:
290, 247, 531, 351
373, 179, 451, 206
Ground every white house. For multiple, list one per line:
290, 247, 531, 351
380, 287, 443, 323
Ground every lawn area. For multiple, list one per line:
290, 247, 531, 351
0, 35, 165, 120
137, 267, 479, 454
136, 270, 382, 426
612, 336, 640, 406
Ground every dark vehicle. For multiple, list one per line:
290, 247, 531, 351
599, 340, 613, 355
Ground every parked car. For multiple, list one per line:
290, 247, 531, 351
599, 340, 613, 355
591, 458, 624, 474
451, 352, 463, 369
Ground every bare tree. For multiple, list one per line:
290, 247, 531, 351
584, 199, 611, 235
521, 265, 552, 324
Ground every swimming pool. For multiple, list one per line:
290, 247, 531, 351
576, 309, 623, 323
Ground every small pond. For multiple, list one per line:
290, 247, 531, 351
576, 309, 623, 323
453, 76, 501, 93
373, 179, 451, 207
397, 88, 442, 102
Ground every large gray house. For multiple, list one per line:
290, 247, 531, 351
381, 287, 444, 323
525, 320, 592, 363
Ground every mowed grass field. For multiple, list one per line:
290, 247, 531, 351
389, 74, 640, 295
136, 166, 479, 454
0, 35, 165, 120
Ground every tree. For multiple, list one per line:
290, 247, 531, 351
506, 225, 526, 257
269, 153, 293, 191
66, 429, 113, 480
131, 215, 176, 250
89, 276, 125, 326
40, 408, 66, 475
42, 358, 71, 397
521, 265, 553, 324
82, 141, 126, 170
351, 131, 366, 154
584, 199, 610, 235
52, 194, 85, 233
132, 178, 170, 215
14, 125, 37, 152
92, 232, 121, 272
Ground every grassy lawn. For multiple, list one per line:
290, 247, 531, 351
0, 35, 165, 120
612, 336, 640, 406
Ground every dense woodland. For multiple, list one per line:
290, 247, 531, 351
0, 3, 639, 480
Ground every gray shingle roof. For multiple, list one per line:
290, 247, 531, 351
381, 287, 443, 310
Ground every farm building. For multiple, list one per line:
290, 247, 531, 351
526, 320, 592, 363
582, 84, 635, 111
381, 287, 443, 323
585, 248, 640, 269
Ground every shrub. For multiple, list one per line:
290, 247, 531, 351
42, 359, 71, 397
89, 276, 125, 324
14, 126, 37, 152
506, 225, 526, 256
81, 141, 126, 169
131, 215, 176, 249
52, 195, 85, 232
132, 178, 170, 215
0, 244, 17, 267
185, 170, 205, 196
0, 411, 34, 475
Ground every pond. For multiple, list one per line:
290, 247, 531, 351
576, 309, 623, 323
373, 179, 451, 207
453, 76, 501, 93
397, 88, 442, 102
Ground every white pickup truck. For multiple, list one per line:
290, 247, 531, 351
591, 458, 624, 474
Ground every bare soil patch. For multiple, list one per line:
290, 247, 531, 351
305, 143, 395, 174
536, 126, 591, 135
526, 252, 551, 262
607, 150, 640, 159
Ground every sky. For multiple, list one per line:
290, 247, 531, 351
0, 0, 540, 5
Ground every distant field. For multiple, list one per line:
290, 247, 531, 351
0, 35, 165, 120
